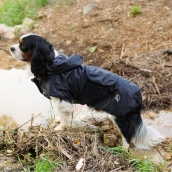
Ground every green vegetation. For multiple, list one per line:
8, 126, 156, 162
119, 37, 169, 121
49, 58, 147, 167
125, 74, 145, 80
18, 140, 61, 172
89, 46, 97, 53
130, 158, 155, 172
130, 6, 143, 17
103, 146, 164, 172
18, 153, 60, 172
55, 0, 76, 9
0, 0, 49, 26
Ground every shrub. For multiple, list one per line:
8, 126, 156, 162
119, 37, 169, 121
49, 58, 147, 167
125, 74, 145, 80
0, 0, 49, 26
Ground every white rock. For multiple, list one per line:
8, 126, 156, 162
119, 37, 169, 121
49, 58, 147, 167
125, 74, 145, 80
83, 4, 94, 14
14, 24, 30, 34
0, 24, 15, 39
22, 17, 34, 26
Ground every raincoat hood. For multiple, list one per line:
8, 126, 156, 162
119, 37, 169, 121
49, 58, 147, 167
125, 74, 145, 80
48, 54, 83, 74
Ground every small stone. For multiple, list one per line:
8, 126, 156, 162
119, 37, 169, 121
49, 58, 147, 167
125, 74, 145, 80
101, 125, 110, 131
83, 4, 94, 14
147, 111, 156, 119
0, 24, 15, 39
22, 17, 34, 26
103, 133, 117, 147
163, 153, 171, 160
66, 40, 72, 45
14, 25, 30, 34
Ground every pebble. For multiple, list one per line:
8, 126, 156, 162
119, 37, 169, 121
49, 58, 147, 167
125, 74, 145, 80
163, 153, 171, 160
83, 4, 94, 14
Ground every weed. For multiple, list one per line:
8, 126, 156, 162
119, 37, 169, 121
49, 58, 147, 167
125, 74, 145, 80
18, 140, 61, 172
102, 146, 164, 172
130, 6, 143, 17
102, 146, 130, 159
0, 0, 49, 26
130, 158, 155, 172
89, 46, 97, 53
55, 0, 76, 9
35, 154, 60, 172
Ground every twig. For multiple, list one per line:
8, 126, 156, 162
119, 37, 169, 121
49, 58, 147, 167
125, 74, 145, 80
165, 63, 172, 67
120, 44, 128, 59
157, 147, 164, 158
81, 146, 88, 172
14, 113, 41, 132
31, 114, 34, 127
109, 166, 125, 172
44, 136, 73, 160
152, 76, 160, 95
90, 152, 109, 171
56, 145, 73, 160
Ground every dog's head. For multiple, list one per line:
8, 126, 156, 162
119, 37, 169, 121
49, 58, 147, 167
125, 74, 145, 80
10, 33, 56, 79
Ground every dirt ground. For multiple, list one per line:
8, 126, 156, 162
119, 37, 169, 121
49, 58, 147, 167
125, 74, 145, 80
0, 0, 172, 171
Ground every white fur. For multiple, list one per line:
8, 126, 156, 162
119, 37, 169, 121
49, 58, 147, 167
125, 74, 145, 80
133, 122, 164, 149
50, 97, 74, 130
20, 33, 38, 40
10, 44, 23, 60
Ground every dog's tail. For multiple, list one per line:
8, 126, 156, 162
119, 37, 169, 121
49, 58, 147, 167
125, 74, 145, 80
133, 120, 164, 149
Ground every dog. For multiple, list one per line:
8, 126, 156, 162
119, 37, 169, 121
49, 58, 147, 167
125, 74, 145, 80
10, 33, 164, 149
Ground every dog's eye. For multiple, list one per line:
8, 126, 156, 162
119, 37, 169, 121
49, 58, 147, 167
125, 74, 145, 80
20, 44, 26, 51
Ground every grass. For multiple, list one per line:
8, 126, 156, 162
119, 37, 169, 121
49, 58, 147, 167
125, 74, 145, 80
130, 158, 155, 172
18, 153, 60, 172
103, 146, 164, 172
34, 154, 60, 172
130, 6, 143, 17
55, 0, 76, 9
0, 0, 49, 26
18, 140, 61, 172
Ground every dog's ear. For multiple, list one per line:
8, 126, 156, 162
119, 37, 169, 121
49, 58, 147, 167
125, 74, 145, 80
31, 40, 55, 79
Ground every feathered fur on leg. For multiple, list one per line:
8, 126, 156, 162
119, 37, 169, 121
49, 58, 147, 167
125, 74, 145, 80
51, 97, 74, 130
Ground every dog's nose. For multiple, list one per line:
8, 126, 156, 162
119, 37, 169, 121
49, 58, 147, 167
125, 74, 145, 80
10, 47, 15, 52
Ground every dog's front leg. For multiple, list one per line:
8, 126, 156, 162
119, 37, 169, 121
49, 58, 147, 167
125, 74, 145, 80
51, 97, 74, 130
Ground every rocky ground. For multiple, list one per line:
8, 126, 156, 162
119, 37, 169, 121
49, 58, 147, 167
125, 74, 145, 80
0, 0, 172, 171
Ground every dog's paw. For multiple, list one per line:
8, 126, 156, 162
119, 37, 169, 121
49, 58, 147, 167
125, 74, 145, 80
54, 116, 61, 123
54, 123, 67, 130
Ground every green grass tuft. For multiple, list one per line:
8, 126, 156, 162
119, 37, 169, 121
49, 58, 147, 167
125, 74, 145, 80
130, 6, 143, 17
34, 154, 60, 172
0, 0, 49, 26
130, 158, 155, 172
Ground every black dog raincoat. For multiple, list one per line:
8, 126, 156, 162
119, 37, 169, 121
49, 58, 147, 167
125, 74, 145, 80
32, 54, 142, 116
